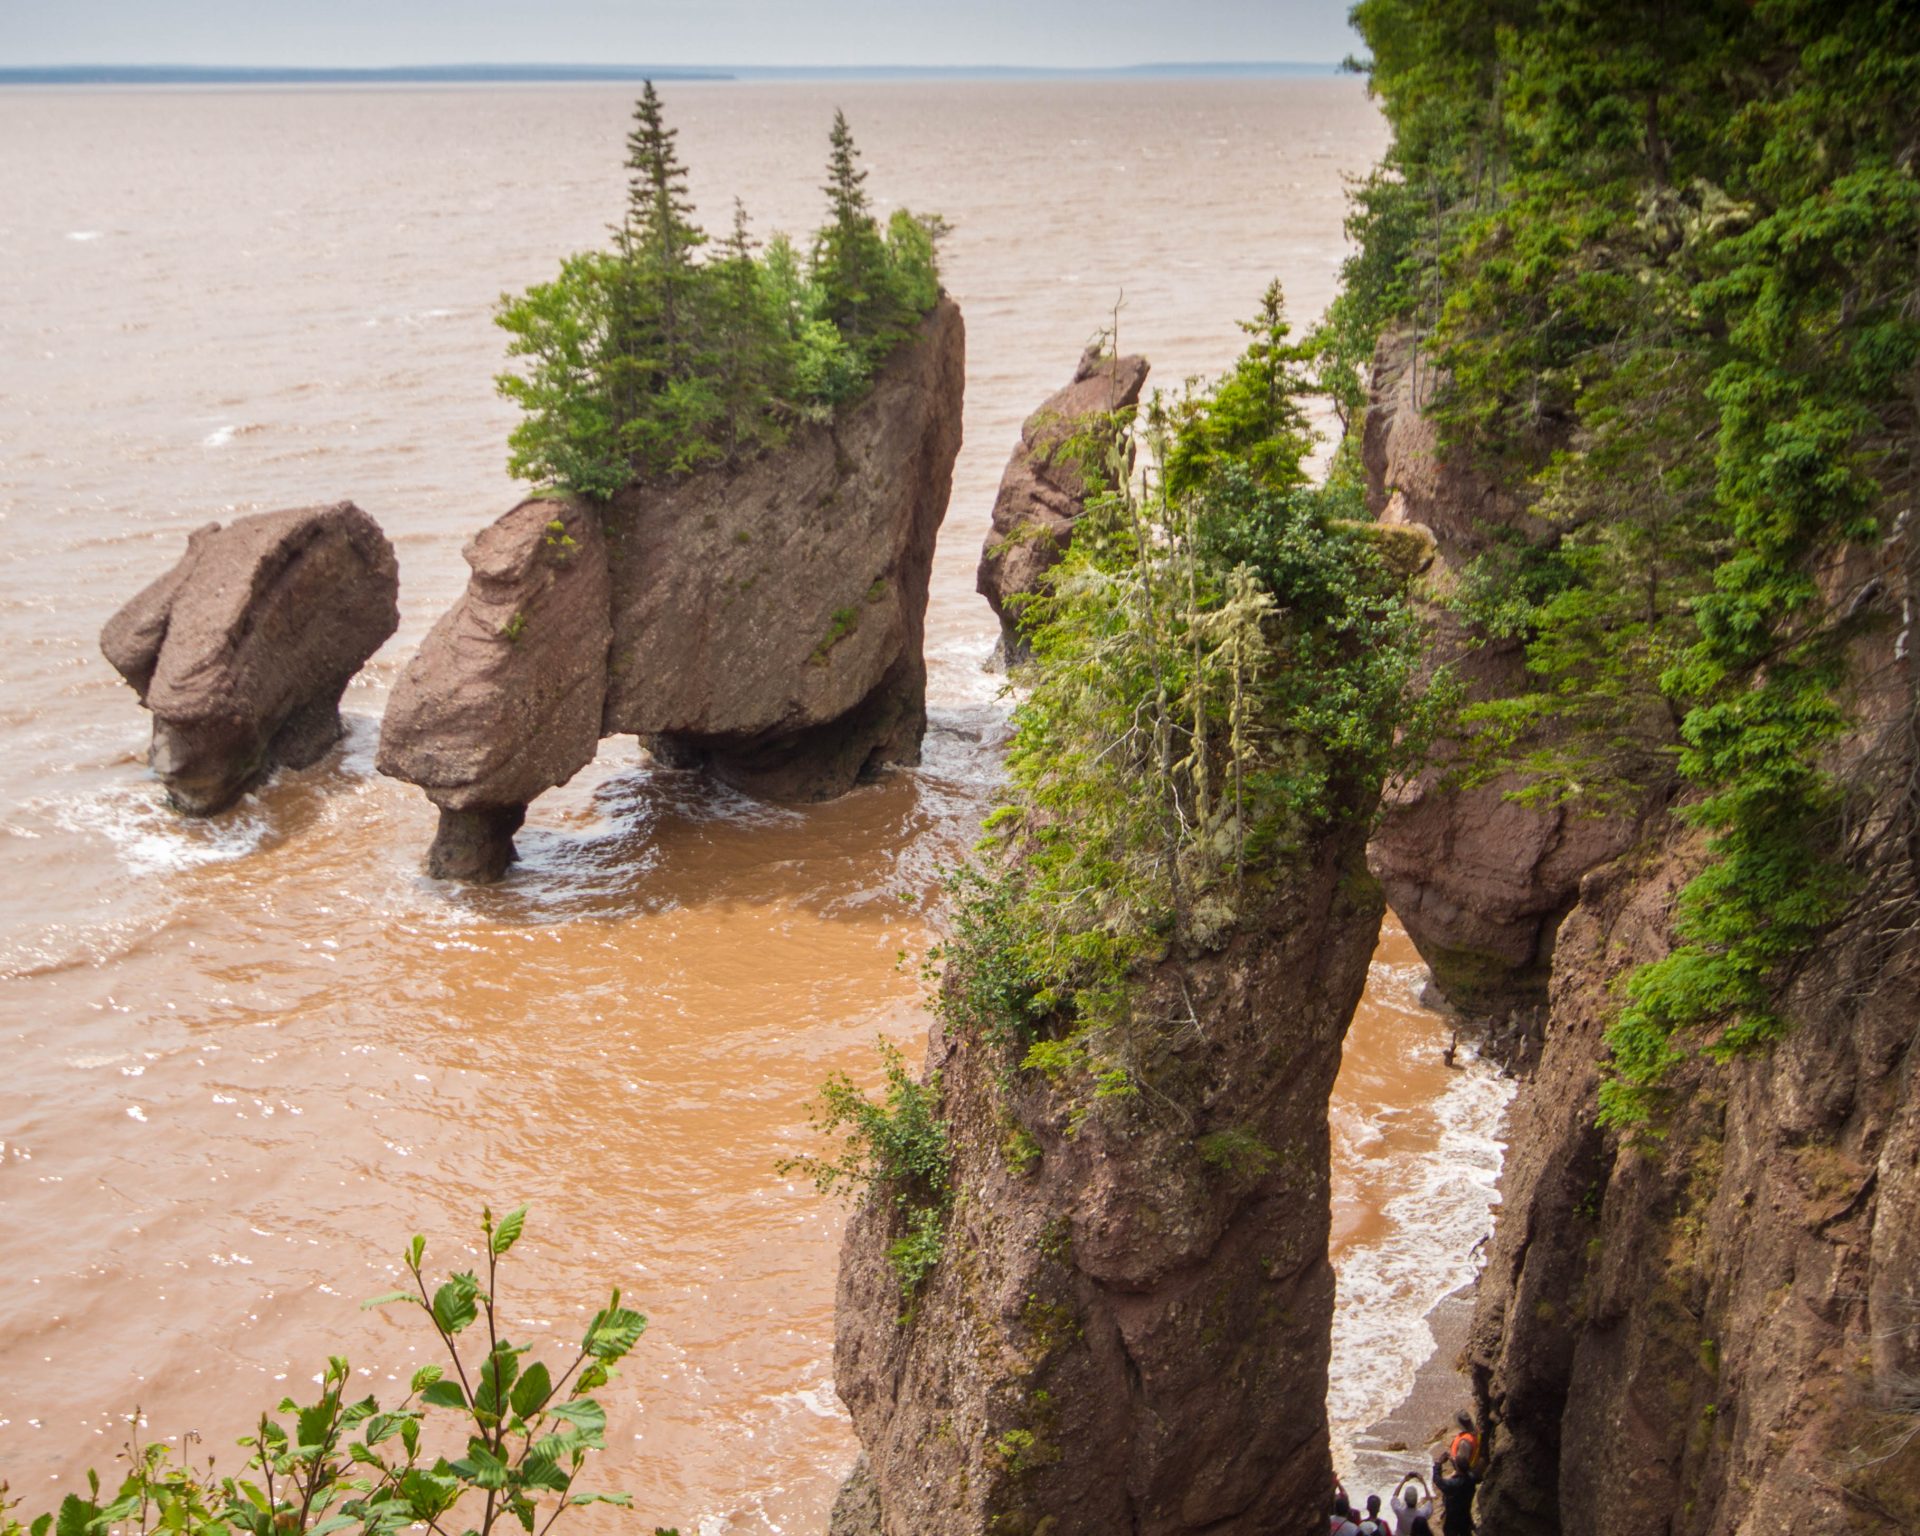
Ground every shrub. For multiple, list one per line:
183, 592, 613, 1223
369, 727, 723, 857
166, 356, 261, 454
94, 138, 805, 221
0, 1208, 675, 1536
779, 1041, 952, 1302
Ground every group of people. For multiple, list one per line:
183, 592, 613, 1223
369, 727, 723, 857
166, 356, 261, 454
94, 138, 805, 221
1330, 1414, 1485, 1536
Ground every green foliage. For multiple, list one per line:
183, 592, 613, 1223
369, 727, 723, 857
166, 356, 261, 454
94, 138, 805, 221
1163, 280, 1315, 498
495, 87, 944, 495
1197, 1127, 1280, 1180
1341, 0, 1920, 1121
0, 1209, 677, 1536
779, 1040, 952, 1302
931, 285, 1438, 1122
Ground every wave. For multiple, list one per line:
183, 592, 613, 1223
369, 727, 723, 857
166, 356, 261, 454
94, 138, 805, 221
1328, 1045, 1513, 1444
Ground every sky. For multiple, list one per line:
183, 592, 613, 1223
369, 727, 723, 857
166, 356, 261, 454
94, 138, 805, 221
0, 0, 1362, 70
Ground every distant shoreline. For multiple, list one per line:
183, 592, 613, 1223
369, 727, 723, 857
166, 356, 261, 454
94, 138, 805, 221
0, 61, 1347, 88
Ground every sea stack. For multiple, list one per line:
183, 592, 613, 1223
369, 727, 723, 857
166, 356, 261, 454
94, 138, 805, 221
976, 346, 1150, 663
832, 833, 1384, 1534
100, 501, 399, 814
377, 297, 965, 878
375, 498, 612, 882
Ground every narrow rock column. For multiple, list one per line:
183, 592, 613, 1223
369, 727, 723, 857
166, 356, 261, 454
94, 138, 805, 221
833, 833, 1385, 1535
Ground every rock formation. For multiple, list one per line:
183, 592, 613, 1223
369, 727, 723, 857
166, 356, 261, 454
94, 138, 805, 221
376, 498, 611, 881
1464, 789, 1918, 1532
603, 296, 965, 800
377, 297, 964, 877
1362, 331, 1653, 1019
100, 502, 399, 814
832, 835, 1386, 1534
1361, 328, 1920, 1533
976, 346, 1150, 663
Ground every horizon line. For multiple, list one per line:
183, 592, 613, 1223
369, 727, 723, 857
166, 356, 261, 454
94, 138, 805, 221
0, 60, 1354, 86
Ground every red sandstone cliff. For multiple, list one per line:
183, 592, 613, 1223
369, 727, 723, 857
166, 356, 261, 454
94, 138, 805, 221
1363, 332, 1920, 1532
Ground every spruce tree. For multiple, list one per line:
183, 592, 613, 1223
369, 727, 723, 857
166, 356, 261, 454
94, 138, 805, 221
621, 81, 707, 378
710, 199, 793, 457
813, 109, 891, 346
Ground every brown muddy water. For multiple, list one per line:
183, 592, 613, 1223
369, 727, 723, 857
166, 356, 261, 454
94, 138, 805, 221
0, 79, 1506, 1529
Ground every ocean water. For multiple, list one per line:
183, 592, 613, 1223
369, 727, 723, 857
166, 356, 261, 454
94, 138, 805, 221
0, 77, 1504, 1530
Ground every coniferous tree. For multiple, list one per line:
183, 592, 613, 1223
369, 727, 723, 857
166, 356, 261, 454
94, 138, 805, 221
710, 199, 795, 457
495, 95, 945, 492
813, 110, 893, 347
616, 82, 708, 383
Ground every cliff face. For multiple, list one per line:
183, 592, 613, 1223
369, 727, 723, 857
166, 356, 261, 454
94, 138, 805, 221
603, 296, 965, 800
833, 834, 1385, 1535
378, 299, 964, 875
1362, 332, 1655, 1020
1364, 334, 1920, 1533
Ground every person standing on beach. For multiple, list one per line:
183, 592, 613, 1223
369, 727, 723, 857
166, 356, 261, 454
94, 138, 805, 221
1432, 1455, 1483, 1536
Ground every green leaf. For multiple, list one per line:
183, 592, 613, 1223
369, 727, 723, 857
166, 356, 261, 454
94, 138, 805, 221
400, 1417, 420, 1458
582, 1304, 647, 1362
54, 1495, 96, 1536
449, 1443, 509, 1491
296, 1396, 340, 1453
409, 1364, 443, 1394
545, 1398, 607, 1448
32, 1515, 53, 1536
510, 1360, 553, 1420
399, 1468, 458, 1521
431, 1273, 480, 1336
520, 1454, 570, 1493
360, 1290, 416, 1310
491, 1206, 528, 1255
420, 1379, 468, 1411
407, 1235, 425, 1269
570, 1493, 633, 1508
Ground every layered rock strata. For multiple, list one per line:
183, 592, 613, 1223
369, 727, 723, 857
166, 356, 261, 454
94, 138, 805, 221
1362, 331, 1654, 1019
378, 297, 964, 877
603, 297, 965, 800
101, 501, 399, 813
976, 347, 1150, 663
833, 833, 1386, 1534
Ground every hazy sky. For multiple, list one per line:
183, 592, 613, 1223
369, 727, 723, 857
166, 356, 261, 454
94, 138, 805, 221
2, 0, 1361, 69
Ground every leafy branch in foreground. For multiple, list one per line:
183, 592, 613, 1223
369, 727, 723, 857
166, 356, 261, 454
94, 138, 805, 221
2, 1208, 676, 1536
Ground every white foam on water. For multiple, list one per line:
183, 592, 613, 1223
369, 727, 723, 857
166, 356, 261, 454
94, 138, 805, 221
66, 230, 103, 242
46, 782, 276, 877
202, 424, 237, 447
1328, 1050, 1514, 1447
